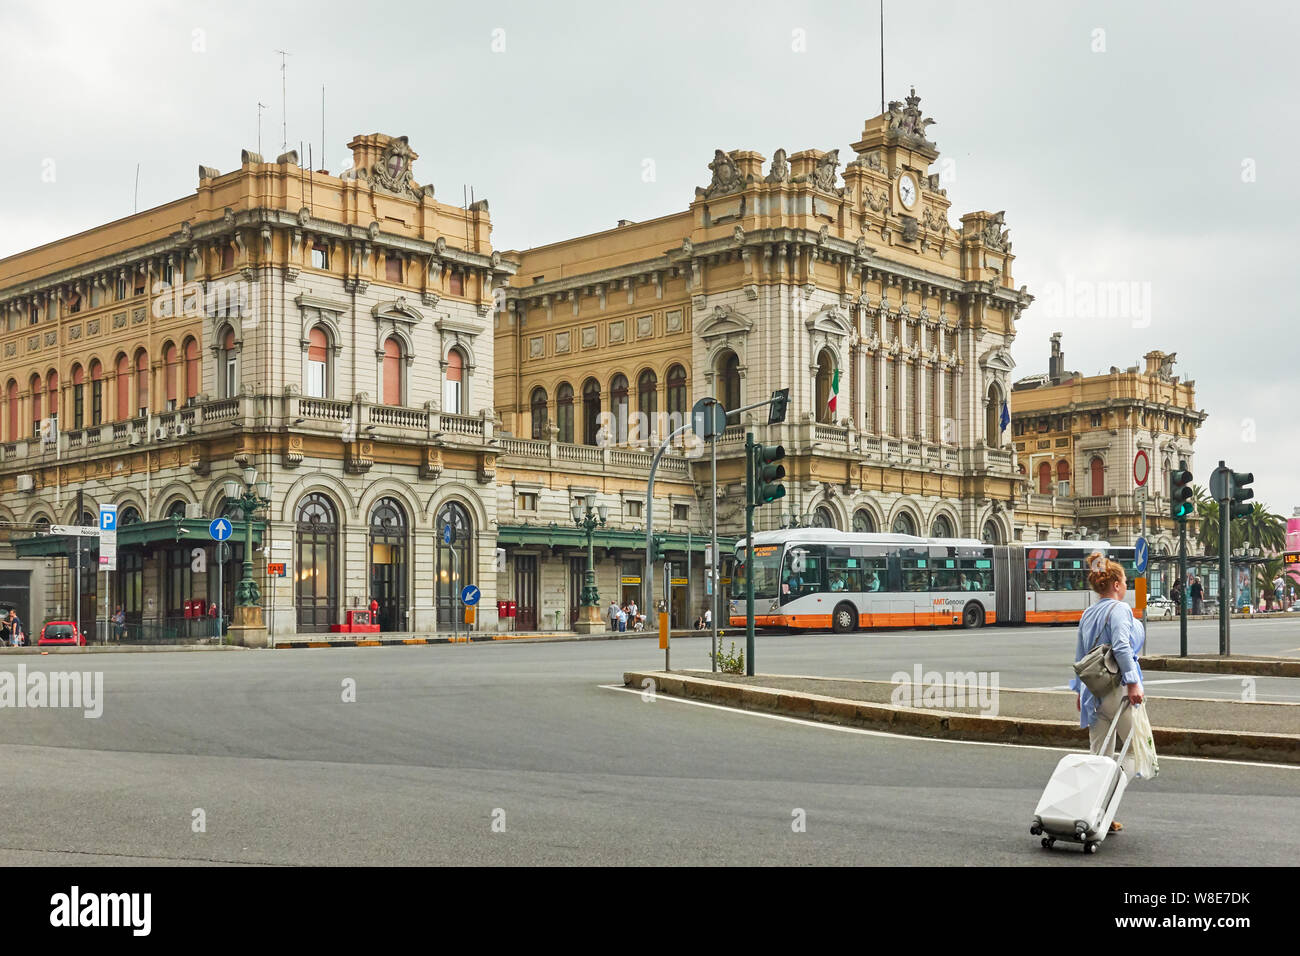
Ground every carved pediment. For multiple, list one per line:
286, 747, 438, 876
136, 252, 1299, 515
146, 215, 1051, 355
371, 297, 424, 326
979, 347, 1016, 374
805, 306, 851, 338
698, 304, 753, 340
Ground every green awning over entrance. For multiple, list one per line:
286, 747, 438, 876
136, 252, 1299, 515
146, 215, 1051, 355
12, 517, 265, 559
496, 524, 708, 553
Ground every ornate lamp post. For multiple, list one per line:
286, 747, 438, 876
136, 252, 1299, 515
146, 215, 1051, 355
571, 495, 608, 632
223, 466, 272, 614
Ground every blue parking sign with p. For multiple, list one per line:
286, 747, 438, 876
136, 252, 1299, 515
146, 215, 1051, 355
99, 504, 117, 531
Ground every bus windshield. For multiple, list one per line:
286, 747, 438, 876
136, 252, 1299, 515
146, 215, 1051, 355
733, 544, 784, 600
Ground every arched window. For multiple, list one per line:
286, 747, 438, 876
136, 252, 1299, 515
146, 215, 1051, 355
115, 354, 130, 420
892, 511, 917, 536
46, 370, 58, 431
1090, 456, 1104, 497
1038, 461, 1052, 495
582, 378, 601, 446
369, 497, 408, 632
610, 373, 629, 444
986, 383, 1004, 447
435, 500, 472, 627
71, 364, 85, 430
119, 506, 142, 527
443, 347, 465, 414
812, 506, 836, 529
981, 520, 1002, 545
530, 387, 549, 440
931, 514, 955, 538
556, 382, 574, 443
383, 337, 404, 407
183, 338, 199, 403
135, 349, 149, 416
29, 373, 42, 438
715, 351, 741, 412
306, 326, 330, 398
5, 379, 16, 441
165, 499, 188, 519
163, 342, 178, 409
852, 509, 876, 533
1056, 459, 1071, 497
637, 369, 657, 441
220, 329, 238, 399
814, 349, 836, 424
295, 493, 338, 632
666, 364, 687, 432
89, 361, 103, 426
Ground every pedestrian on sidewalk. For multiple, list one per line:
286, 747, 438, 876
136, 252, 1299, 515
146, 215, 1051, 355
1170, 579, 1184, 612
607, 599, 619, 632
616, 604, 627, 633
1069, 551, 1146, 833
1190, 576, 1203, 615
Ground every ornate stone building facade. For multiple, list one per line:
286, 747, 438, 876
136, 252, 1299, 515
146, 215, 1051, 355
1011, 333, 1205, 552
0, 134, 511, 640
493, 91, 1033, 620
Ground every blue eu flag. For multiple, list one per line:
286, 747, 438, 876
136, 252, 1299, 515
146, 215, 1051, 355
999, 400, 1010, 432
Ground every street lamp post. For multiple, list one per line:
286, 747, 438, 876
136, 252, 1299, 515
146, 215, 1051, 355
571, 495, 608, 633
223, 466, 272, 645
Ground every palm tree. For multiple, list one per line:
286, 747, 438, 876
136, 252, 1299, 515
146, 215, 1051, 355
1189, 483, 1210, 512
1255, 557, 1285, 610
1197, 498, 1223, 555
1236, 502, 1286, 553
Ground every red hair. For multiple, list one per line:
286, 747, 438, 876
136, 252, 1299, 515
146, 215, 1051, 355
1087, 551, 1125, 595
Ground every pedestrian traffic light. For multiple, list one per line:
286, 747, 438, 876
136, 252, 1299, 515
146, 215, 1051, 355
1229, 471, 1254, 520
1169, 465, 1194, 521
751, 443, 786, 506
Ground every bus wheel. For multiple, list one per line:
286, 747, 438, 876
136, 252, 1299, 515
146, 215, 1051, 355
962, 602, 985, 630
832, 603, 857, 634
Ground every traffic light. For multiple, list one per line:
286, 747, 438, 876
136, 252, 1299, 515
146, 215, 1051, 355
1229, 471, 1254, 520
1169, 465, 1194, 521
767, 388, 790, 425
751, 443, 787, 506
650, 534, 667, 562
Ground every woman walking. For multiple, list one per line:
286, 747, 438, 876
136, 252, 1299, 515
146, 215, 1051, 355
1069, 551, 1145, 833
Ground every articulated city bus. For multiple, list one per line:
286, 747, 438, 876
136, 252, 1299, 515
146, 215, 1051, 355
728, 529, 1137, 632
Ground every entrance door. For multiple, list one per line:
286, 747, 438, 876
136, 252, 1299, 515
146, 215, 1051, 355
370, 558, 403, 631
569, 557, 586, 627
514, 555, 538, 630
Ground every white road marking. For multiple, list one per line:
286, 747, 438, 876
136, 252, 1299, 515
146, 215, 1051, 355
598, 683, 1300, 771
1031, 677, 1254, 691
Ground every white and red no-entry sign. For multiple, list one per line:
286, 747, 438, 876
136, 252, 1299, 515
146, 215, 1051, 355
1133, 449, 1150, 487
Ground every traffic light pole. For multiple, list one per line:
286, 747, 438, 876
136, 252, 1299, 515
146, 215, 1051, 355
744, 431, 756, 677
1178, 520, 1188, 658
1219, 488, 1231, 656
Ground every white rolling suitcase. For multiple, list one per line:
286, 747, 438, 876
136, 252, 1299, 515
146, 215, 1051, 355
1030, 700, 1134, 854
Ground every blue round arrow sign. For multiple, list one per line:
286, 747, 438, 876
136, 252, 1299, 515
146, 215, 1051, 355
1134, 537, 1149, 575
209, 518, 233, 541
460, 585, 481, 606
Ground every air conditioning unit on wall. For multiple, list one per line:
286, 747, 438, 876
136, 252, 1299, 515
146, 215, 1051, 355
128, 433, 142, 446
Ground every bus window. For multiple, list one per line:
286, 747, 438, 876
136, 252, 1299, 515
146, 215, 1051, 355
732, 544, 784, 601
932, 559, 962, 591
901, 558, 928, 591
958, 559, 992, 591
827, 555, 869, 593
782, 547, 825, 602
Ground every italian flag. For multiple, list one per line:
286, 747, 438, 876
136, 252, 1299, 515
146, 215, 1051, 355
827, 367, 840, 415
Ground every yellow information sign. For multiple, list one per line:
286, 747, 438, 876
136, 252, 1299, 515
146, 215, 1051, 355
621, 576, 641, 585
464, 607, 476, 625
670, 578, 687, 586
658, 611, 669, 649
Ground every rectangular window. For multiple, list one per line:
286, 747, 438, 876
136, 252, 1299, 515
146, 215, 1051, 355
443, 380, 461, 415
385, 256, 403, 283
626, 500, 643, 518
162, 261, 174, 285
134, 275, 146, 296
311, 245, 329, 270
449, 271, 464, 296
517, 492, 538, 511
221, 245, 235, 271
91, 381, 102, 426
1090, 412, 1102, 427
74, 385, 84, 430
672, 504, 689, 521
183, 256, 197, 281
224, 356, 238, 398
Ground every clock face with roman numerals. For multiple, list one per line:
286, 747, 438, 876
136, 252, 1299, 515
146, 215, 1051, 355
898, 173, 918, 209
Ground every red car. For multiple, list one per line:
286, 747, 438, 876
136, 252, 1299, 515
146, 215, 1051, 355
37, 621, 85, 646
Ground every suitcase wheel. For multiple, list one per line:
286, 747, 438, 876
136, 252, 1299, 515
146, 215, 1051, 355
1041, 837, 1055, 849
1083, 842, 1098, 855
1030, 824, 1042, 836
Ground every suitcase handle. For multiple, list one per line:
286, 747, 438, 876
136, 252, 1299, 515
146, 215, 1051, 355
1096, 696, 1139, 765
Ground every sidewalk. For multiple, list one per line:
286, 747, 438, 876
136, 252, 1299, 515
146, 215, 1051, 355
623, 669, 1300, 764
1142, 654, 1300, 678
274, 626, 712, 649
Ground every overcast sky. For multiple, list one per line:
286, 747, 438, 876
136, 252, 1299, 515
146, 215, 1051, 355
2, 0, 1296, 517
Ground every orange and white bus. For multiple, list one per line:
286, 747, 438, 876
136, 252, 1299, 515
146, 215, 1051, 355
729, 529, 1136, 632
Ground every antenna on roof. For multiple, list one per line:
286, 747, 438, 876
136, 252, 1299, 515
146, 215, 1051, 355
321, 85, 326, 173
133, 163, 140, 214
257, 102, 267, 156
879, 0, 886, 115
275, 49, 291, 151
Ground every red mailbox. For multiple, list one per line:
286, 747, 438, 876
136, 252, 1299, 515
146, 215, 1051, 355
329, 609, 380, 633
183, 601, 193, 619
497, 600, 507, 618
506, 600, 517, 618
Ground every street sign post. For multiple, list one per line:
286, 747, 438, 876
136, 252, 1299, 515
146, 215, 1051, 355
460, 584, 481, 606
209, 517, 232, 541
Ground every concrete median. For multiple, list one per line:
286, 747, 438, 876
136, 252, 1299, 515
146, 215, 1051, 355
624, 670, 1300, 765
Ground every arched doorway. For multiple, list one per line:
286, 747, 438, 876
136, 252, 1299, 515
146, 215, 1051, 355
556, 382, 574, 443
581, 378, 601, 445
295, 493, 339, 632
715, 350, 740, 413
892, 511, 917, 536
436, 500, 472, 627
1038, 461, 1052, 494
1056, 459, 1071, 497
981, 520, 1001, 545
986, 383, 1003, 447
1090, 456, 1104, 497
369, 498, 408, 632
814, 349, 836, 424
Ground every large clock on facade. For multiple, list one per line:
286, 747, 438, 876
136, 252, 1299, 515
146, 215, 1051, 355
898, 172, 918, 210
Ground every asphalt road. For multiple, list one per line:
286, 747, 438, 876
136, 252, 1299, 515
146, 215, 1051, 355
0, 619, 1295, 865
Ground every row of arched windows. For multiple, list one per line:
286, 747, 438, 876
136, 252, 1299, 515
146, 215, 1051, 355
299, 322, 466, 412
1030, 457, 1105, 497
3, 339, 201, 441
529, 364, 689, 444
810, 506, 1000, 543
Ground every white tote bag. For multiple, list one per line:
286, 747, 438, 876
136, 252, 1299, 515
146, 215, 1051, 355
1130, 703, 1160, 779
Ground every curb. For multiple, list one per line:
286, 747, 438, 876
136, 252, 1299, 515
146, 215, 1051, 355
1142, 655, 1300, 679
274, 629, 716, 650
623, 671, 1300, 765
